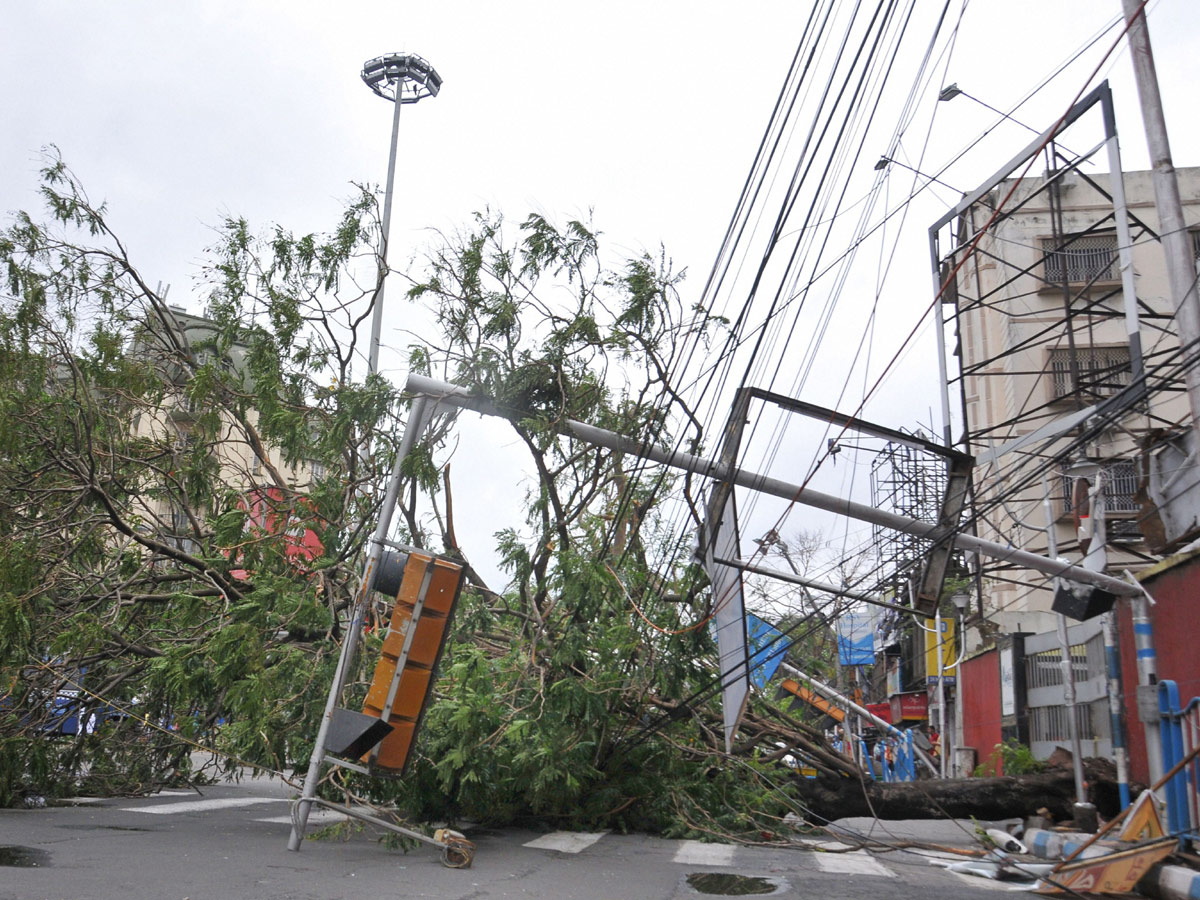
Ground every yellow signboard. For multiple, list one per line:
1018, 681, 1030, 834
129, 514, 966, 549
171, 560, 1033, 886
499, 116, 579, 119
1039, 837, 1175, 894
1117, 789, 1165, 841
924, 617, 957, 683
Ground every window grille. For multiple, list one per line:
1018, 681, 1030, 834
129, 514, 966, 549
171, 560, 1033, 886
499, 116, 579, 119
1025, 646, 1089, 690
1041, 234, 1118, 285
1060, 459, 1140, 515
1047, 346, 1131, 401
1029, 703, 1095, 744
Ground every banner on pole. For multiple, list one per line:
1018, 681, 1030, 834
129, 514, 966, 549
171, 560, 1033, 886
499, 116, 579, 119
745, 613, 791, 690
923, 617, 957, 684
836, 609, 875, 666
702, 489, 749, 753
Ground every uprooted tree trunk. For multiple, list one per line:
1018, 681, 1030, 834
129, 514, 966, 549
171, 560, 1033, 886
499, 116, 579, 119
792, 757, 1125, 824
795, 772, 1074, 822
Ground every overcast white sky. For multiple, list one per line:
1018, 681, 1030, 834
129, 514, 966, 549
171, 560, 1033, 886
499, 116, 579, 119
5, 1, 1198, 588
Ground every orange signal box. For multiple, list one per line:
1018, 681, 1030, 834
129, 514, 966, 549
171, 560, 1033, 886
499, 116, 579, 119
780, 679, 845, 723
362, 552, 464, 773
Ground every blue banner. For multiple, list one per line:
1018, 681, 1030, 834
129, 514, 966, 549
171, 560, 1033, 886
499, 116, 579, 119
746, 614, 791, 690
836, 610, 875, 666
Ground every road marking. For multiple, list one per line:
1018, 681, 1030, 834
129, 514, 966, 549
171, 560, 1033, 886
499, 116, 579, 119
523, 831, 609, 853
947, 871, 1012, 891
256, 807, 350, 825
121, 797, 289, 815
673, 840, 736, 866
812, 850, 892, 877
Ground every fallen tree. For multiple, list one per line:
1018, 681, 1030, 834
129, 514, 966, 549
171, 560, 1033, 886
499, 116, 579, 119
789, 755, 1130, 825
4, 158, 1097, 844
795, 771, 1074, 823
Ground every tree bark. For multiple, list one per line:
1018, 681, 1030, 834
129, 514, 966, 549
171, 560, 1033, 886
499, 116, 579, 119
794, 770, 1080, 823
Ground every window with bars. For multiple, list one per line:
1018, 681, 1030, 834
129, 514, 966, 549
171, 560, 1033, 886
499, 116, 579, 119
1029, 700, 1107, 745
169, 505, 200, 555
1041, 233, 1118, 285
1047, 346, 1132, 402
1025, 633, 1106, 690
1060, 459, 1140, 515
1025, 647, 1089, 690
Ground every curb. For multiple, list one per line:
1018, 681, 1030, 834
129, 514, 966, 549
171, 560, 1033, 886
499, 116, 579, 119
1023, 828, 1200, 900
1140, 863, 1200, 900
1023, 828, 1115, 860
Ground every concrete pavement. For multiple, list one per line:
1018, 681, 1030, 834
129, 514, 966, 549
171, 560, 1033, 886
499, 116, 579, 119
0, 774, 1025, 900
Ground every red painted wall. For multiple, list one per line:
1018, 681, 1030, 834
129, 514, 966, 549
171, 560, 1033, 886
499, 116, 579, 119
1117, 554, 1200, 784
960, 648, 1003, 775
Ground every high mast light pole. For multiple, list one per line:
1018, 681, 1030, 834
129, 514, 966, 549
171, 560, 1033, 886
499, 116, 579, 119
286, 54, 442, 855
360, 52, 442, 377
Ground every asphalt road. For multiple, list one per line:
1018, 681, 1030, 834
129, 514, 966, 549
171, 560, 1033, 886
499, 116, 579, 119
0, 774, 1022, 900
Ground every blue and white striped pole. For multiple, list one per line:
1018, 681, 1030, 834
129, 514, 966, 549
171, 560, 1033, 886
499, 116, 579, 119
1102, 612, 1132, 810
1131, 593, 1164, 786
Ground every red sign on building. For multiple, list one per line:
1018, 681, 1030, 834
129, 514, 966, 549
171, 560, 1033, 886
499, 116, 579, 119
889, 691, 929, 722
866, 702, 893, 724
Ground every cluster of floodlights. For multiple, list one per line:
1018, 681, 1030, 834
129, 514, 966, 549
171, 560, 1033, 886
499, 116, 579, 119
361, 53, 442, 104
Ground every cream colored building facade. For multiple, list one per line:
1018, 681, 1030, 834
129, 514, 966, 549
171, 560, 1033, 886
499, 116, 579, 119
132, 306, 318, 553
950, 167, 1200, 637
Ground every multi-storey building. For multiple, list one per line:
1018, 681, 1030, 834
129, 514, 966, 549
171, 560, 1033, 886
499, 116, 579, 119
940, 162, 1200, 773
948, 166, 1199, 637
131, 305, 322, 560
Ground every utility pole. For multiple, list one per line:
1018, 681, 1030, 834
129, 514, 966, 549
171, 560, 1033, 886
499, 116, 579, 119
1121, 0, 1182, 790
1120, 1, 1200, 435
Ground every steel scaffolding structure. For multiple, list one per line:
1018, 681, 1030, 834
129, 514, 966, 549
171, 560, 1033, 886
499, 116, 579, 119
869, 437, 950, 596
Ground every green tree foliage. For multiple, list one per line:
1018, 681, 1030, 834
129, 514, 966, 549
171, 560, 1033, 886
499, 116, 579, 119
0, 156, 844, 838
355, 211, 852, 834
0, 152, 393, 803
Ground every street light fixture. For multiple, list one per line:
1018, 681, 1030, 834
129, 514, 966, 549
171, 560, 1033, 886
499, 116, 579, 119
938, 82, 1045, 140
1064, 451, 1102, 479
360, 52, 443, 377
874, 155, 960, 192
361, 53, 443, 104
937, 83, 964, 103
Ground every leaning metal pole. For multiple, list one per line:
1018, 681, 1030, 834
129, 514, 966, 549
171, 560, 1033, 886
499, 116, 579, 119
1121, 0, 1200, 441
780, 662, 937, 774
288, 396, 432, 851
1042, 477, 1087, 807
406, 374, 1141, 599
1120, 0, 1181, 789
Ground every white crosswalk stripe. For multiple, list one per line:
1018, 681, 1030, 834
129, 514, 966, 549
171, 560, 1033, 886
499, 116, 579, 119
523, 831, 608, 853
672, 840, 736, 866
812, 850, 893, 877
121, 796, 288, 815
256, 807, 350, 825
